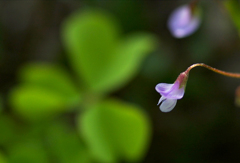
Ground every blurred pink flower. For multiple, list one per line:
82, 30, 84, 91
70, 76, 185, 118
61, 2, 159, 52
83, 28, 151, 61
168, 4, 201, 38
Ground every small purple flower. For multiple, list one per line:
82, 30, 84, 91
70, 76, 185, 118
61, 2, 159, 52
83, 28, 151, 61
155, 72, 188, 112
168, 4, 201, 38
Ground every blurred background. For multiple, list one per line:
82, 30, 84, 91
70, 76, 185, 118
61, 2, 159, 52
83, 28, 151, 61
1, 0, 240, 163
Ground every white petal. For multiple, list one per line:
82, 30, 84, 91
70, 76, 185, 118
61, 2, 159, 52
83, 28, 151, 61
157, 96, 166, 105
160, 98, 177, 112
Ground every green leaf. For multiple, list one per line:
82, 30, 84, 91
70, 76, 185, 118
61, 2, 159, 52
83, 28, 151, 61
62, 9, 157, 94
102, 33, 157, 92
0, 151, 7, 163
224, 0, 240, 34
78, 99, 151, 162
62, 9, 119, 92
9, 63, 82, 121
19, 63, 80, 103
0, 114, 17, 146
46, 120, 91, 163
9, 86, 69, 121
8, 139, 49, 163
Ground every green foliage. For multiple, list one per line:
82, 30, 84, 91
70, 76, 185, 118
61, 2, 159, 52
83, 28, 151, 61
0, 115, 17, 146
46, 120, 91, 163
0, 151, 7, 163
8, 139, 49, 163
9, 86, 69, 121
224, 0, 240, 34
62, 9, 157, 94
9, 63, 81, 121
78, 99, 151, 163
19, 63, 80, 102
7, 8, 155, 163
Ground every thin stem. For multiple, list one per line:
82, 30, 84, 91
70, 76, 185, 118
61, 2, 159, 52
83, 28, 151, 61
186, 63, 240, 78
189, 0, 199, 14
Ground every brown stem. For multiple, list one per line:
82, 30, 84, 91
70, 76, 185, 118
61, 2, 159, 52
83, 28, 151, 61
189, 0, 199, 14
186, 63, 240, 78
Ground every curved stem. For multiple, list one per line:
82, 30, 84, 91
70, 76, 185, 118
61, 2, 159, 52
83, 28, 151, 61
186, 63, 240, 78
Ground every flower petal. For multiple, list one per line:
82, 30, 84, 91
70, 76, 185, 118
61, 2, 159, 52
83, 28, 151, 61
155, 83, 174, 94
157, 96, 166, 105
165, 82, 185, 99
159, 98, 177, 112
168, 5, 200, 38
169, 5, 191, 27
174, 18, 200, 38
155, 82, 185, 99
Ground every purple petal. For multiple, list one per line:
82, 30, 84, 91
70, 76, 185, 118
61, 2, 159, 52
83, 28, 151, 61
155, 83, 174, 94
159, 98, 177, 112
165, 82, 185, 99
168, 5, 200, 38
155, 81, 185, 99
